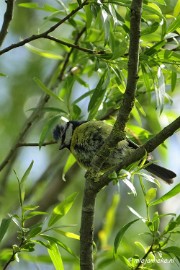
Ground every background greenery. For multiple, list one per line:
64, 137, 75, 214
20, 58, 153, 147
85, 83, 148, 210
0, 0, 180, 269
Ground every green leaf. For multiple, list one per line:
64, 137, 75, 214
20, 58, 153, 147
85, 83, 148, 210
34, 77, 63, 102
149, 183, 180, 206
155, 67, 165, 114
0, 218, 11, 242
24, 211, 47, 221
128, 206, 145, 222
167, 15, 180, 34
48, 243, 64, 270
21, 161, 34, 185
123, 179, 137, 196
114, 219, 139, 255
144, 40, 166, 56
39, 115, 60, 148
88, 70, 110, 119
141, 63, 151, 92
145, 188, 157, 205
26, 44, 63, 60
40, 234, 79, 259
73, 90, 94, 105
163, 246, 180, 257
62, 154, 76, 181
53, 230, 80, 240
19, 3, 39, 9
171, 69, 177, 92
143, 3, 164, 19
174, 0, 180, 16
27, 226, 42, 238
48, 193, 78, 227
141, 22, 159, 36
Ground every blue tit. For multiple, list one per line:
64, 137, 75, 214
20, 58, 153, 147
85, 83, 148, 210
53, 120, 176, 184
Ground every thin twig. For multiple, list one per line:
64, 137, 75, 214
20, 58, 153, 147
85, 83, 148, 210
0, 0, 88, 55
0, 0, 15, 47
17, 141, 56, 147
45, 35, 96, 54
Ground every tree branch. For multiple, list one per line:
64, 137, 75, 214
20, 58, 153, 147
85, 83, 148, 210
91, 0, 142, 171
0, 0, 14, 47
80, 1, 143, 269
17, 141, 56, 147
45, 35, 97, 55
0, 0, 88, 55
95, 116, 180, 191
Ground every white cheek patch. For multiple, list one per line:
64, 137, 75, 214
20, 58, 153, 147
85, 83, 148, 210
64, 123, 73, 146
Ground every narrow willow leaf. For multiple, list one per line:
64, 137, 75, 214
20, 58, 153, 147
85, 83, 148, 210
167, 15, 180, 34
171, 69, 177, 92
54, 230, 80, 240
128, 206, 145, 222
114, 219, 139, 255
141, 22, 159, 36
123, 179, 137, 196
48, 243, 64, 270
41, 234, 79, 259
39, 115, 60, 148
62, 154, 76, 181
26, 44, 63, 60
0, 218, 11, 242
145, 188, 157, 205
163, 246, 180, 256
149, 183, 180, 206
155, 67, 165, 114
21, 161, 34, 185
144, 40, 165, 56
174, 0, 180, 16
19, 3, 39, 9
34, 77, 62, 102
48, 193, 78, 227
88, 70, 110, 119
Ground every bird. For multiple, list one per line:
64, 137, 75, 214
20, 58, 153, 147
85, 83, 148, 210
53, 120, 176, 184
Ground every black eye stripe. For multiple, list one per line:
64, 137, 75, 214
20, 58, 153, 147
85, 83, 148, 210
61, 122, 70, 143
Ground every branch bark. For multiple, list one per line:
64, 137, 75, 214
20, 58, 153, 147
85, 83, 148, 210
0, 0, 88, 55
80, 1, 143, 269
0, 0, 14, 47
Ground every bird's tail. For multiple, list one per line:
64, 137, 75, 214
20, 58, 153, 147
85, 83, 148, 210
145, 163, 176, 184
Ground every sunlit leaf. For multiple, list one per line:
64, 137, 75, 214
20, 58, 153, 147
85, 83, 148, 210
114, 219, 139, 255
48, 193, 78, 227
167, 15, 180, 34
40, 234, 79, 259
123, 179, 137, 196
62, 154, 76, 181
149, 183, 180, 206
48, 243, 64, 270
54, 230, 80, 240
145, 188, 157, 205
174, 0, 180, 16
26, 44, 63, 60
128, 206, 145, 222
